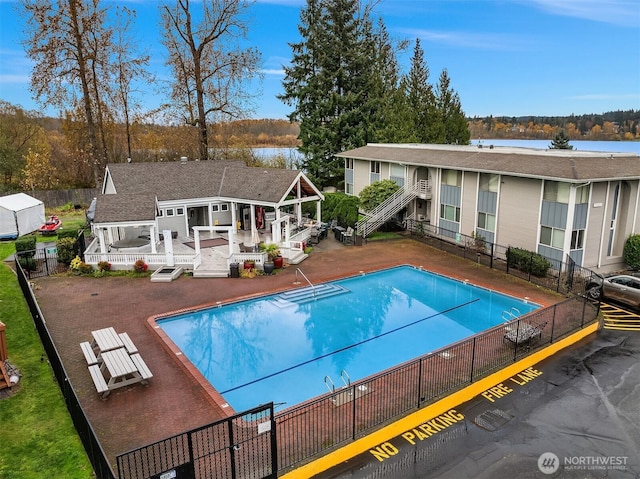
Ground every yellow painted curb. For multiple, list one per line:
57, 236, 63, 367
281, 322, 599, 479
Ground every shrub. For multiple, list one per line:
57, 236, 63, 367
70, 255, 92, 274
507, 247, 551, 277
57, 229, 78, 240
56, 237, 77, 265
623, 234, 640, 270
97, 261, 111, 272
133, 259, 148, 273
359, 179, 400, 212
15, 235, 37, 258
18, 256, 37, 271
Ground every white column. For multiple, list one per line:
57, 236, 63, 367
194, 229, 201, 256
316, 201, 322, 223
150, 225, 157, 254
98, 228, 107, 254
163, 230, 174, 266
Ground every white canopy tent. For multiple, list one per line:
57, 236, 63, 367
0, 193, 46, 239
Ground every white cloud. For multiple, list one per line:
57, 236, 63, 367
527, 0, 639, 27
261, 68, 285, 76
397, 28, 528, 51
0, 74, 30, 84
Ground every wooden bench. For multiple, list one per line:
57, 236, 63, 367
88, 365, 109, 397
130, 353, 153, 381
118, 333, 138, 354
80, 341, 99, 365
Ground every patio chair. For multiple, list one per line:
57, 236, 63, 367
309, 228, 320, 245
342, 227, 354, 245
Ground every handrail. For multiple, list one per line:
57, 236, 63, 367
340, 369, 351, 387
295, 268, 316, 300
324, 375, 335, 393
356, 179, 431, 238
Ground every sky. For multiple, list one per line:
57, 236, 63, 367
0, 0, 639, 120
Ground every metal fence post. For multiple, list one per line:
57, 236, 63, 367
352, 384, 357, 441
469, 337, 476, 383
550, 304, 556, 343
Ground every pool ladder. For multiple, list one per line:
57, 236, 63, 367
501, 307, 521, 322
324, 369, 351, 393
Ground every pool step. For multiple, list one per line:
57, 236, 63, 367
272, 284, 349, 306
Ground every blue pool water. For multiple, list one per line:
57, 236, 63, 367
158, 266, 539, 411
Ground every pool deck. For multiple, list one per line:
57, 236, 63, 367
30, 236, 567, 471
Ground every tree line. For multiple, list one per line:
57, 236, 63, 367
469, 110, 640, 141
3, 0, 470, 192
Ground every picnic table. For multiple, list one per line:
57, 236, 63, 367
83, 328, 152, 398
90, 327, 124, 353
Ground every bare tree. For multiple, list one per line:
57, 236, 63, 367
161, 0, 262, 160
20, 0, 114, 185
111, 6, 154, 161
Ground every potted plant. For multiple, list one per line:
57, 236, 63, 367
243, 259, 256, 270
260, 243, 281, 273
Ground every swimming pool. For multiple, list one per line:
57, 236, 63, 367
158, 266, 539, 412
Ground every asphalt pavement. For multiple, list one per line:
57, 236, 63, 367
313, 329, 640, 479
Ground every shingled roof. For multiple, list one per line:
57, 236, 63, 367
337, 144, 640, 182
94, 193, 157, 223
104, 160, 319, 204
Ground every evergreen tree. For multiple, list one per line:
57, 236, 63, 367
402, 39, 436, 143
280, 0, 376, 188
434, 69, 470, 144
550, 130, 574, 149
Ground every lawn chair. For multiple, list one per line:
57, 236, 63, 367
341, 226, 354, 244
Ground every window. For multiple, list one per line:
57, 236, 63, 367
543, 181, 570, 203
345, 183, 353, 194
345, 158, 353, 169
370, 161, 380, 174
221, 204, 228, 212
212, 205, 219, 212
441, 169, 461, 187
479, 173, 499, 192
477, 212, 496, 231
176, 207, 184, 215
571, 229, 584, 249
166, 208, 174, 217
575, 184, 589, 204
540, 226, 565, 249
440, 204, 460, 222
157, 210, 164, 217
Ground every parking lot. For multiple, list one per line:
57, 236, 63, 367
313, 328, 640, 478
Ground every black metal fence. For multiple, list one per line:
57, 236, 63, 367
405, 220, 600, 297
14, 259, 116, 479
15, 230, 87, 279
14, 224, 601, 478
116, 403, 277, 479
275, 295, 599, 472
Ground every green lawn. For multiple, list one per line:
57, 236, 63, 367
0, 228, 94, 477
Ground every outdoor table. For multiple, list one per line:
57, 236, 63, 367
99, 347, 144, 390
90, 327, 124, 353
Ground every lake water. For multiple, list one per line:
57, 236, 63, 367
470, 139, 640, 154
255, 141, 640, 161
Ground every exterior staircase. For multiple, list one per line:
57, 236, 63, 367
356, 179, 431, 238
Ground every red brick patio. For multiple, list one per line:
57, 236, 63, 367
31, 238, 562, 470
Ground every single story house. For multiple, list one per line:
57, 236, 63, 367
84, 159, 324, 276
337, 143, 640, 272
